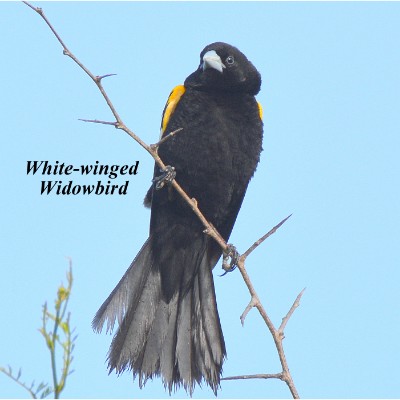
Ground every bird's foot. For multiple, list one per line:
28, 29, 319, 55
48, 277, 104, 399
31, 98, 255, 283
221, 244, 240, 275
152, 165, 176, 190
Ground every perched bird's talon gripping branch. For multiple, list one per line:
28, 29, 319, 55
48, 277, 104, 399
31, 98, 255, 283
152, 165, 176, 190
222, 244, 240, 274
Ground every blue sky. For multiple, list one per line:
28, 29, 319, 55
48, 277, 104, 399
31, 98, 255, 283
1, 1, 400, 398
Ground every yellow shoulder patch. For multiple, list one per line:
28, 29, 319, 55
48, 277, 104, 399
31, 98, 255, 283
161, 85, 186, 136
257, 101, 263, 120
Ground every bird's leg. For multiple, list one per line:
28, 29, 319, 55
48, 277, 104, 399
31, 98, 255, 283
152, 165, 176, 190
221, 244, 240, 274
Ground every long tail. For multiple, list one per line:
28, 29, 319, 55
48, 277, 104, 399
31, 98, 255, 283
92, 228, 226, 395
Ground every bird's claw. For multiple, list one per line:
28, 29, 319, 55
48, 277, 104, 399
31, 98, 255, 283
153, 165, 176, 190
221, 244, 240, 276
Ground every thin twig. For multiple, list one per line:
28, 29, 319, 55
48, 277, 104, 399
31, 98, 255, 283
78, 118, 118, 126
279, 288, 306, 334
234, 259, 304, 399
96, 73, 117, 81
240, 296, 259, 325
150, 127, 184, 150
242, 214, 292, 260
222, 373, 283, 381
234, 221, 303, 399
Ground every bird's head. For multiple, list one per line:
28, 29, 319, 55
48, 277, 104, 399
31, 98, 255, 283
185, 42, 261, 95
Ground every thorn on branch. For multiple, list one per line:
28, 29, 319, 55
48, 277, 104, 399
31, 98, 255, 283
278, 288, 306, 334
150, 128, 184, 151
242, 214, 292, 260
96, 73, 117, 82
78, 118, 117, 127
240, 295, 259, 325
222, 373, 283, 381
202, 222, 215, 236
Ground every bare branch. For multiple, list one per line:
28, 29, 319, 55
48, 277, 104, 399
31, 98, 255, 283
232, 225, 304, 399
242, 214, 292, 260
222, 373, 283, 381
22, 2, 123, 124
279, 288, 306, 334
78, 118, 118, 126
96, 73, 117, 81
240, 295, 259, 325
150, 127, 184, 150
23, 2, 69, 52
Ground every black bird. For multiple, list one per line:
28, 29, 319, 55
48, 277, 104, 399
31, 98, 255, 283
93, 42, 263, 395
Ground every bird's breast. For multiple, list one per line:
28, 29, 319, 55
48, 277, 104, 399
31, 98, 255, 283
157, 89, 263, 227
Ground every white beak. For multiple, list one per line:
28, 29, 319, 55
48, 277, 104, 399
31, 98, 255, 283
202, 50, 225, 73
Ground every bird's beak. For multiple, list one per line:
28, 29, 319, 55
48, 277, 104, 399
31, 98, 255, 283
202, 50, 225, 73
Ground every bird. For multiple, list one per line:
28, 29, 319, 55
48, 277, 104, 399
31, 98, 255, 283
92, 42, 263, 396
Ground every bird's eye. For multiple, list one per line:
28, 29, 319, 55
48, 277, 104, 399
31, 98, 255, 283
225, 55, 235, 65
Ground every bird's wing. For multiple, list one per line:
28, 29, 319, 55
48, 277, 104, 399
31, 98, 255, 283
160, 84, 186, 137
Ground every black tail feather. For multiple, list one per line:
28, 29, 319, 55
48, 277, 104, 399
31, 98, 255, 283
93, 229, 226, 395
92, 238, 154, 335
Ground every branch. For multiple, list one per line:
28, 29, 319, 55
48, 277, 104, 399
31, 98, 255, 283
231, 278, 305, 399
150, 127, 184, 150
24, 3, 302, 398
242, 214, 292, 259
222, 373, 283, 381
78, 118, 118, 126
279, 288, 306, 334
219, 216, 303, 398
